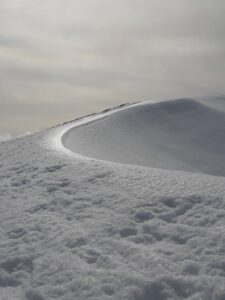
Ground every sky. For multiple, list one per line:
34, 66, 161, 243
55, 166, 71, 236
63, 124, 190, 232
1, 0, 225, 136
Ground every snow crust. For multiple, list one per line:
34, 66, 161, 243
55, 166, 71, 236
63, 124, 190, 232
1, 98, 225, 299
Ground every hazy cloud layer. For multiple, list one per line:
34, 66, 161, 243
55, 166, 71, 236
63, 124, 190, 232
1, 0, 225, 134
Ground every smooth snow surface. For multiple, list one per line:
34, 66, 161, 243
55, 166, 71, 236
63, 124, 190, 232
1, 97, 225, 299
63, 97, 225, 176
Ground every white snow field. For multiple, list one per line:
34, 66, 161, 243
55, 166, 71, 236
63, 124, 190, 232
1, 97, 225, 299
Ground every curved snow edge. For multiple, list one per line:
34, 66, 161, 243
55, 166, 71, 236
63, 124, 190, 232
49, 98, 180, 160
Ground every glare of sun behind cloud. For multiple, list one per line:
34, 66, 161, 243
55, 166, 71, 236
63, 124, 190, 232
0, 0, 225, 135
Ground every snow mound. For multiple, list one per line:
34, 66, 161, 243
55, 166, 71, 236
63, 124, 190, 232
62, 98, 225, 176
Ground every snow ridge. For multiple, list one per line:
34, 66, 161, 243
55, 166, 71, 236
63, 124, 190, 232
62, 97, 225, 177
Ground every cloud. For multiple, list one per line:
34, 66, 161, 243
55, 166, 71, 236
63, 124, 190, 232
0, 0, 225, 135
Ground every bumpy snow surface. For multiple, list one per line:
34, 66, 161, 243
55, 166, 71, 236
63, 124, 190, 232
1, 97, 225, 300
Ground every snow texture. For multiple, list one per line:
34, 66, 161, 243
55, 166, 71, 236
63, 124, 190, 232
1, 97, 225, 299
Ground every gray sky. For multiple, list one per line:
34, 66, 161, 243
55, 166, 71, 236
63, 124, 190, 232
1, 0, 225, 136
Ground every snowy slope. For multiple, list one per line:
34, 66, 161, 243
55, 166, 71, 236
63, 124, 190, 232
1, 98, 225, 299
62, 98, 225, 177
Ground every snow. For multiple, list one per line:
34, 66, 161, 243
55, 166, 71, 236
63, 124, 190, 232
0, 134, 12, 142
62, 98, 225, 177
1, 97, 225, 299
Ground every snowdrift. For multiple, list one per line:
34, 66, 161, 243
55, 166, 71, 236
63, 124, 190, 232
62, 98, 225, 177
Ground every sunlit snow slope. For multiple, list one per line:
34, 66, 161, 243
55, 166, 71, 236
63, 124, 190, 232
63, 97, 225, 176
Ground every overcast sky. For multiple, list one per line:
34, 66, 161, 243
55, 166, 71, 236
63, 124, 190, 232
1, 0, 225, 135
